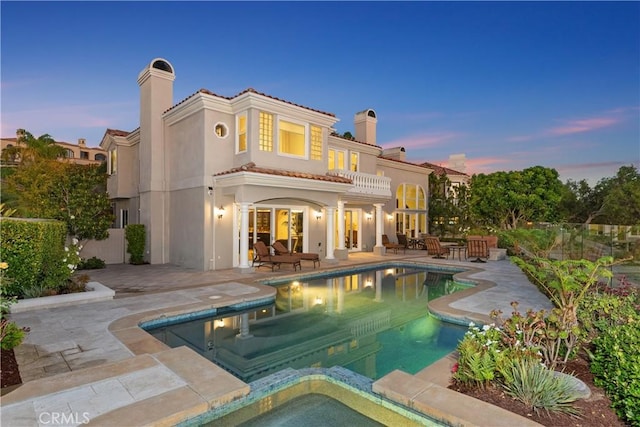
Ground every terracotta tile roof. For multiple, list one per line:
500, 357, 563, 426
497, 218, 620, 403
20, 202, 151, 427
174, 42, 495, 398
330, 132, 380, 148
213, 162, 353, 184
378, 155, 425, 168
165, 88, 335, 118
105, 128, 130, 137
420, 161, 468, 176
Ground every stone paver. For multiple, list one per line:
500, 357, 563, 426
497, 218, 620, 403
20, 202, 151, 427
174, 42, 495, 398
1, 251, 551, 426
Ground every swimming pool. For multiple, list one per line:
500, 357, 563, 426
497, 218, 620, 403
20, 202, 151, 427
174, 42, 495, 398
145, 263, 470, 383
178, 367, 444, 427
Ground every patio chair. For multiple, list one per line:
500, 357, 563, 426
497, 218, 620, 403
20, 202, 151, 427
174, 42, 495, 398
382, 234, 405, 254
272, 241, 320, 268
466, 238, 489, 263
396, 233, 411, 251
424, 236, 450, 259
252, 241, 301, 271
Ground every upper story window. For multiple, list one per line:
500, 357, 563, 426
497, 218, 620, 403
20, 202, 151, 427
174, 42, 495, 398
328, 148, 345, 170
95, 153, 106, 162
80, 151, 89, 159
64, 149, 74, 158
259, 112, 273, 151
278, 119, 306, 157
350, 152, 359, 172
310, 126, 322, 160
237, 113, 247, 153
108, 148, 117, 174
396, 183, 426, 210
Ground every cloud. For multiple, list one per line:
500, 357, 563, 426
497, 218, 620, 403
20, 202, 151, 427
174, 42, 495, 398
381, 132, 463, 150
547, 117, 620, 136
506, 108, 630, 142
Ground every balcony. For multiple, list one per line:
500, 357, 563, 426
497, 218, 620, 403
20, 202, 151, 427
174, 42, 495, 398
327, 169, 392, 201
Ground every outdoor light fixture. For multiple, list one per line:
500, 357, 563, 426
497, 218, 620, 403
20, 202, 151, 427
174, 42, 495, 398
314, 296, 324, 305
207, 186, 213, 196
364, 279, 373, 288
365, 212, 373, 221
216, 205, 225, 219
315, 210, 322, 220
215, 319, 225, 328
387, 213, 393, 222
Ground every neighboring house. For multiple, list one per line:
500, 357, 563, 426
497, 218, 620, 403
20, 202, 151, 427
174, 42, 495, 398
101, 58, 444, 271
0, 137, 107, 166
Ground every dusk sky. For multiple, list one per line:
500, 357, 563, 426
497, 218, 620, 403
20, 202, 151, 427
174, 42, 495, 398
2, 1, 638, 185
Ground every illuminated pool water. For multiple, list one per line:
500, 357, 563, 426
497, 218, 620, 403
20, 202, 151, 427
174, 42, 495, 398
146, 263, 471, 383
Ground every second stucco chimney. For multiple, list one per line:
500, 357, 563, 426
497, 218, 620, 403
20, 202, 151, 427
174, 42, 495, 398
78, 138, 86, 147
354, 109, 377, 145
381, 147, 406, 162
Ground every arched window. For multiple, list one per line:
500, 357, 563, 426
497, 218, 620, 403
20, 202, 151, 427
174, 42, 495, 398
95, 153, 106, 162
64, 149, 74, 158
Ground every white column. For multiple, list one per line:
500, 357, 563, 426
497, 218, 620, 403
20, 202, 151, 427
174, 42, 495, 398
337, 201, 345, 250
325, 206, 336, 260
236, 312, 253, 339
374, 203, 383, 248
375, 270, 383, 302
239, 202, 251, 269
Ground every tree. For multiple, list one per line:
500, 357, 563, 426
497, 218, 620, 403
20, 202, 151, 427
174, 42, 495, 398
1, 129, 66, 164
470, 166, 564, 229
428, 172, 471, 236
4, 158, 113, 242
560, 165, 640, 225
599, 165, 640, 225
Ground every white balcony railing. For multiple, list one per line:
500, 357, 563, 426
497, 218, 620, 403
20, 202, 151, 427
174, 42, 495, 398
327, 169, 392, 198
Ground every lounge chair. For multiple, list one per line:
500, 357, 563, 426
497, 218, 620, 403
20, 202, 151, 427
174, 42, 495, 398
424, 236, 450, 259
382, 234, 405, 254
466, 238, 489, 263
252, 241, 301, 271
272, 241, 320, 268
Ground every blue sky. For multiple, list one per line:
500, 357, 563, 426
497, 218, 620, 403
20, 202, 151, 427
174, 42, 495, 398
2, 1, 638, 185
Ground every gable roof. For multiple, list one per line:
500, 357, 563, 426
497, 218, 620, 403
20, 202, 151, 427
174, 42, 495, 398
165, 88, 336, 118
420, 161, 468, 177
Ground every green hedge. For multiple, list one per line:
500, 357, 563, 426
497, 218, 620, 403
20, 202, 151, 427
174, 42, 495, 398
0, 218, 69, 297
125, 224, 146, 265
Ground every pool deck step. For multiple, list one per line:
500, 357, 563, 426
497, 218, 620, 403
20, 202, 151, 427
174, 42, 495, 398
1, 346, 250, 426
373, 369, 543, 427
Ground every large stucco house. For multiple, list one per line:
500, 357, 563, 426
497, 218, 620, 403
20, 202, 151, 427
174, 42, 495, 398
100, 58, 468, 271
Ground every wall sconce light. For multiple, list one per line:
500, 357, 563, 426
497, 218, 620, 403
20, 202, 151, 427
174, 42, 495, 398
314, 296, 324, 305
215, 319, 225, 328
365, 212, 373, 221
315, 210, 322, 221
216, 206, 225, 219
387, 213, 393, 222
364, 279, 373, 288
207, 186, 213, 196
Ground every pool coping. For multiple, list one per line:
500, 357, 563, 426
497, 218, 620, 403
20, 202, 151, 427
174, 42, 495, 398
2, 260, 543, 426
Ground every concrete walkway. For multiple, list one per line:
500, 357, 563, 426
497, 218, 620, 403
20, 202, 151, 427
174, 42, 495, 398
1, 251, 552, 426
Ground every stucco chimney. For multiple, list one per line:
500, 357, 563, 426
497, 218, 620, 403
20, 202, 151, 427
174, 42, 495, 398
381, 147, 406, 162
354, 109, 377, 145
78, 138, 86, 147
448, 153, 467, 173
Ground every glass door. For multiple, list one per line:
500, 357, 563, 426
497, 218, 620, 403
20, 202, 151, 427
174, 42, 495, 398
344, 209, 361, 251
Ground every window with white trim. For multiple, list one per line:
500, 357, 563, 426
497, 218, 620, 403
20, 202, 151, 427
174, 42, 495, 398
237, 113, 247, 153
109, 148, 117, 174
310, 125, 322, 160
278, 119, 306, 157
259, 112, 273, 151
328, 148, 345, 170
349, 152, 359, 172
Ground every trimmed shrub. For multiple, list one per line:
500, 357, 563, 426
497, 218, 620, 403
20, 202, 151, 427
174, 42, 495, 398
0, 218, 70, 297
78, 256, 106, 270
590, 322, 640, 425
125, 224, 146, 265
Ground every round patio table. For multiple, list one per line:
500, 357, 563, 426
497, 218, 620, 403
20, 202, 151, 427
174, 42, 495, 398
449, 245, 466, 261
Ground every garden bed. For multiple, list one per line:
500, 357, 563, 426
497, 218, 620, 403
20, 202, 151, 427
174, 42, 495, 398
449, 354, 624, 427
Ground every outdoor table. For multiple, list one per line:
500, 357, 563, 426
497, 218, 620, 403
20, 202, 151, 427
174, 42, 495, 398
449, 245, 467, 261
